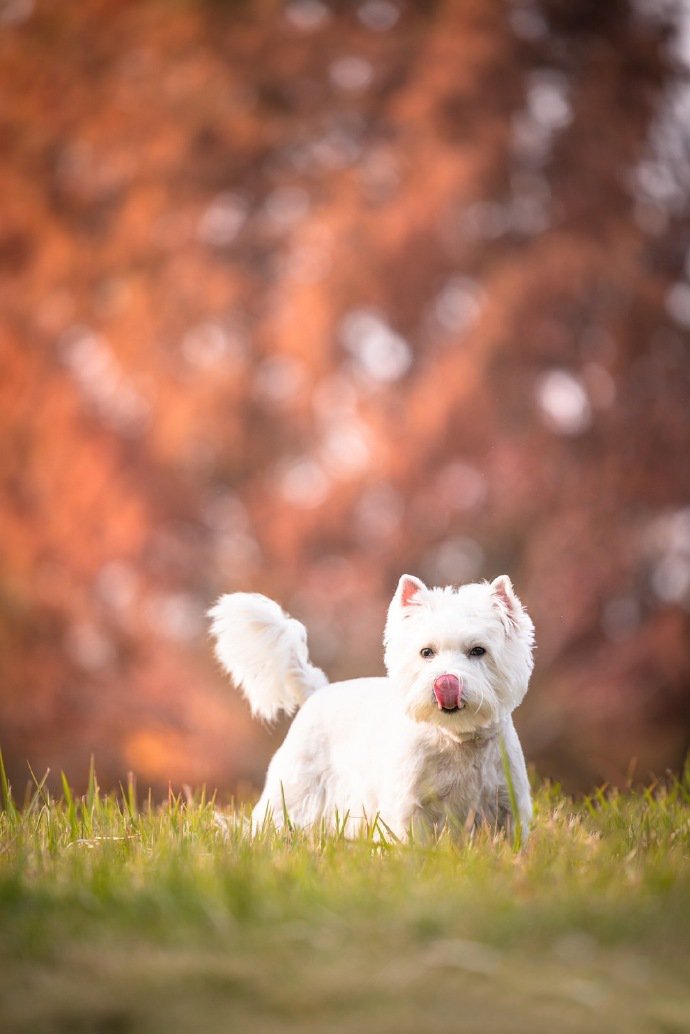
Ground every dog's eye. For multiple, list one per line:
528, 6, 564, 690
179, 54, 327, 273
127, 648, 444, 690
468, 646, 486, 658
420, 647, 435, 659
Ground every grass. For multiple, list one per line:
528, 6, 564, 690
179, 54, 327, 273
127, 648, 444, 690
0, 758, 689, 1034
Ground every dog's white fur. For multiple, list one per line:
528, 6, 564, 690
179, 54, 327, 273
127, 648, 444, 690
209, 574, 535, 840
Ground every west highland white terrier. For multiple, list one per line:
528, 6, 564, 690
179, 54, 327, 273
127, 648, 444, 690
209, 574, 535, 840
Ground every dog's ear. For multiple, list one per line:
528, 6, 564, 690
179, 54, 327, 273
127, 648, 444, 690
490, 575, 522, 630
395, 574, 428, 610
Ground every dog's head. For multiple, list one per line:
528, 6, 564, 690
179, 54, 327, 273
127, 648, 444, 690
383, 574, 535, 737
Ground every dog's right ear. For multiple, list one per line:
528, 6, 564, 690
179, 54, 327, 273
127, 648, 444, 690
394, 574, 428, 610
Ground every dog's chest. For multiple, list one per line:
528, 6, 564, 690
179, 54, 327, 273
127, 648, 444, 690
413, 738, 500, 827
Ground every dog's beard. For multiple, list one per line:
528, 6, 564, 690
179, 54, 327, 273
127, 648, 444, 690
397, 663, 503, 735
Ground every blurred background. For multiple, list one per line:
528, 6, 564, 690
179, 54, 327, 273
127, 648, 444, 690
1, 0, 689, 798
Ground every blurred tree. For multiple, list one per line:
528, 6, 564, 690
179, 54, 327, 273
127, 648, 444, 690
0, 0, 688, 793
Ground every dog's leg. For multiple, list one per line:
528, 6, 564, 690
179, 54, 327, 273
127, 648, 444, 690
501, 717, 532, 840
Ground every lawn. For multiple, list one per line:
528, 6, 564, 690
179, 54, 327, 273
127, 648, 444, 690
1, 758, 689, 1034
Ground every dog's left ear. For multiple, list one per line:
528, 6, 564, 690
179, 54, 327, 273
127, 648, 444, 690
491, 575, 522, 630
395, 574, 428, 610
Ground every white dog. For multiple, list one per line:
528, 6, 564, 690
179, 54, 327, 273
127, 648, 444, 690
209, 574, 535, 841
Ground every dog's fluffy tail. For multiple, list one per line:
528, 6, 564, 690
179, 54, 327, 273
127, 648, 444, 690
208, 593, 328, 722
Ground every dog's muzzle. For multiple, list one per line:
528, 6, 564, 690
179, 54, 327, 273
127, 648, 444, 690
433, 673, 464, 711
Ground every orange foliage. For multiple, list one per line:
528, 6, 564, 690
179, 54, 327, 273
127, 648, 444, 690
0, 0, 688, 795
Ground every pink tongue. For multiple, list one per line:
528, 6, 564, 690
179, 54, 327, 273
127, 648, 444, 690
433, 674, 461, 710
